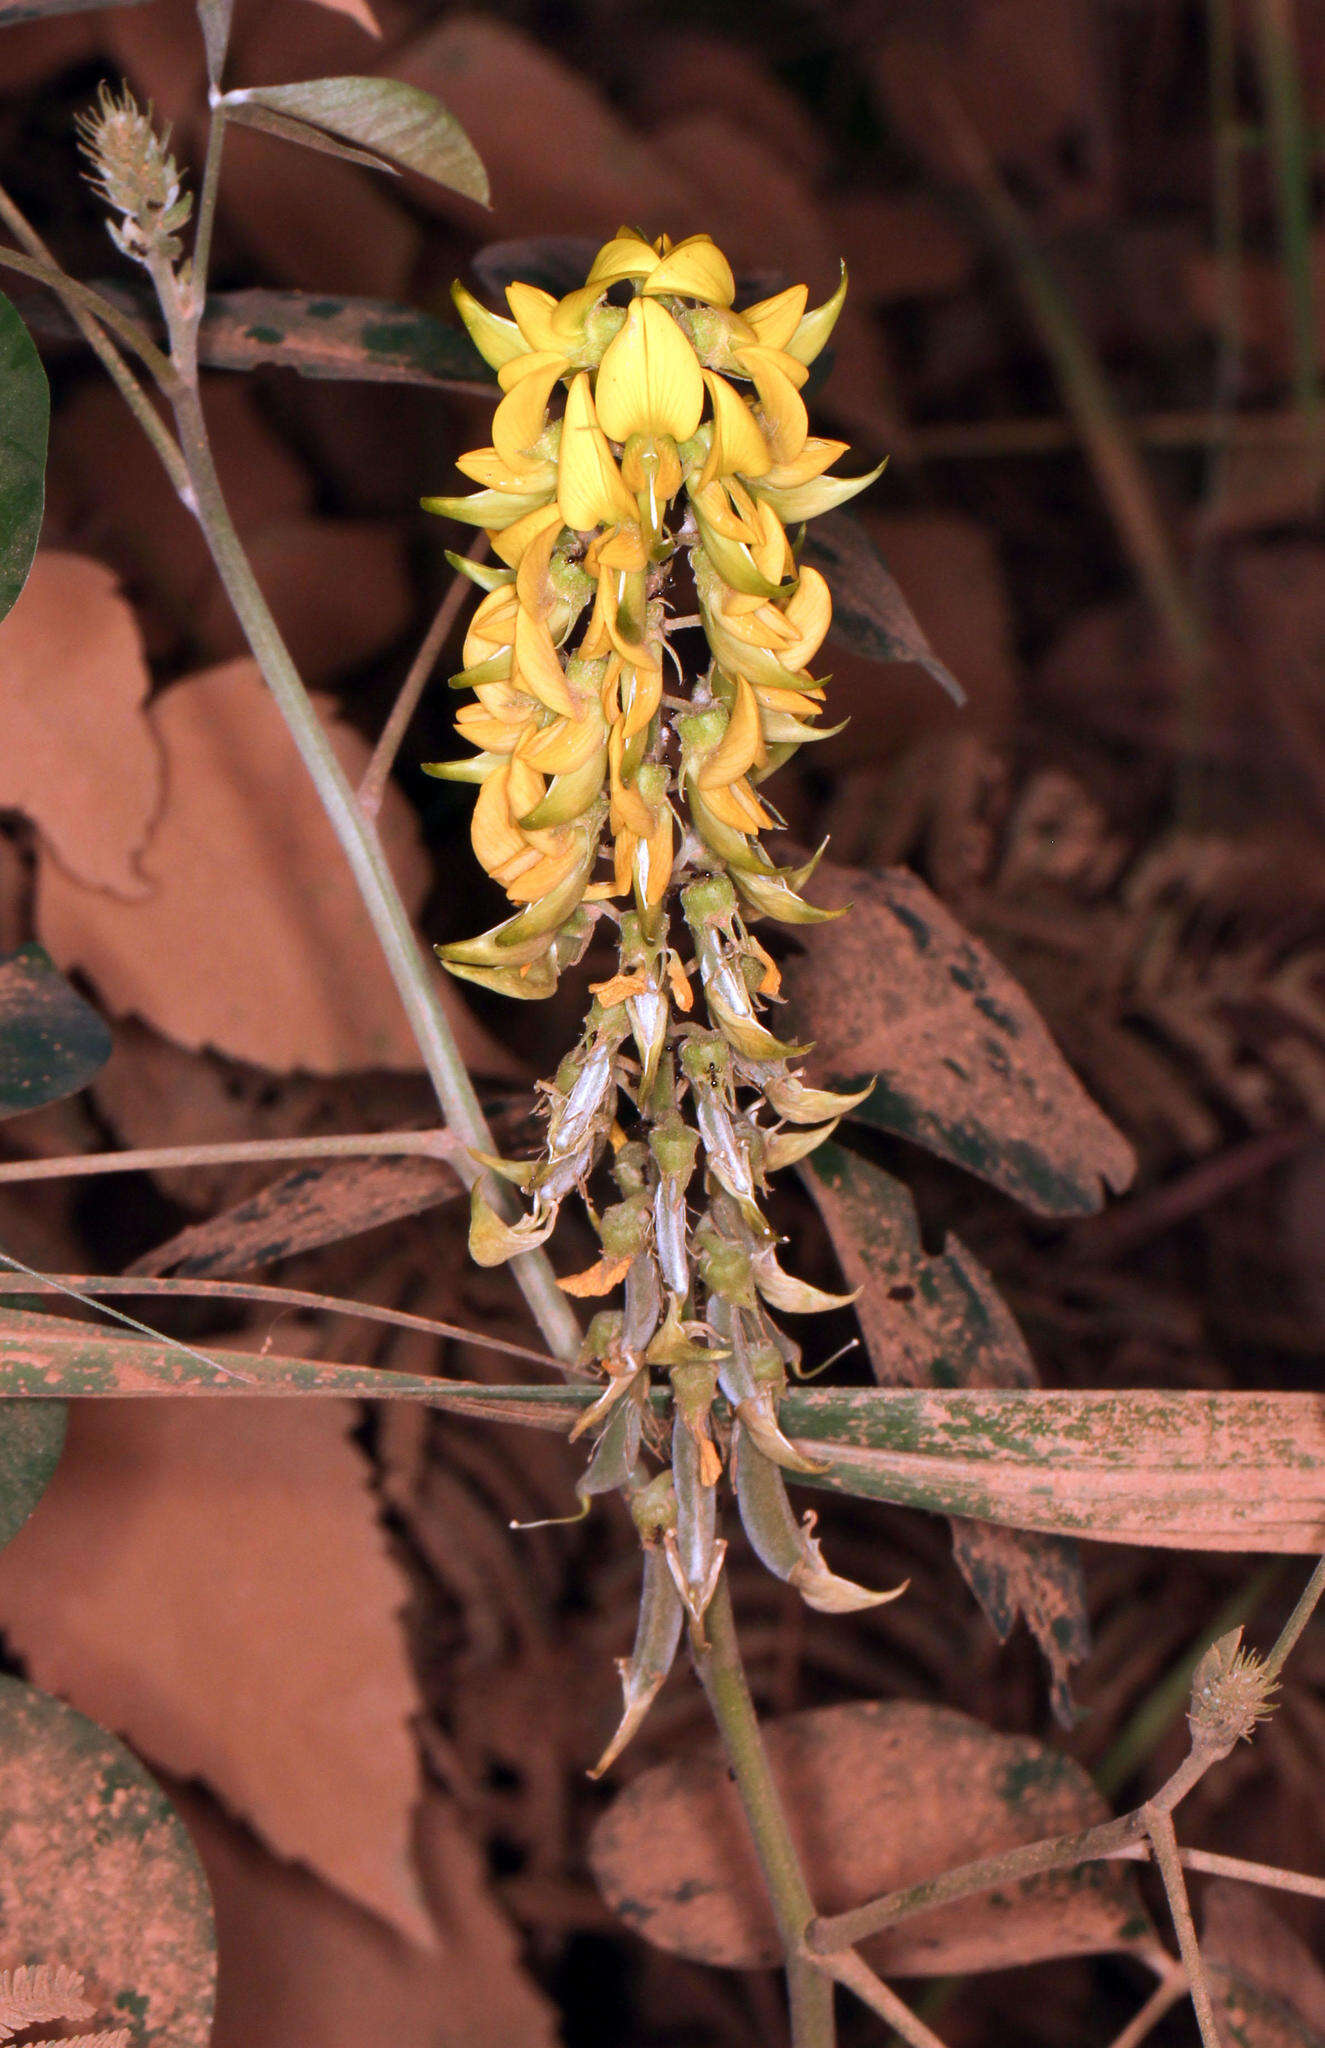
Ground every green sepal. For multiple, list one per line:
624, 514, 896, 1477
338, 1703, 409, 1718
444, 548, 515, 591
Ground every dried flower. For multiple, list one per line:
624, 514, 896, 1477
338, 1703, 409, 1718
75, 83, 192, 269
1188, 1628, 1278, 1755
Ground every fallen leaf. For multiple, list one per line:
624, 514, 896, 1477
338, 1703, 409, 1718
196, 289, 489, 388
0, 942, 112, 1115
1204, 1882, 1325, 2048
36, 658, 506, 1076
0, 1397, 433, 1944
130, 1148, 461, 1277
589, 1699, 1150, 1973
0, 1399, 65, 1549
0, 554, 160, 895
171, 1784, 559, 2048
782, 861, 1136, 1214
0, 1674, 215, 2047
0, 289, 47, 628
806, 1143, 1089, 1720
189, 514, 413, 681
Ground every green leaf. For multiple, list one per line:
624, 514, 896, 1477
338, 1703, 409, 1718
780, 1383, 1325, 1553
0, 1674, 215, 2046
800, 510, 965, 702
224, 98, 409, 173
0, 943, 112, 1118
0, 288, 48, 625
590, 1699, 1150, 1972
198, 287, 491, 386
222, 76, 489, 202
806, 1141, 1089, 1721
0, 1398, 65, 1548
781, 861, 1136, 1215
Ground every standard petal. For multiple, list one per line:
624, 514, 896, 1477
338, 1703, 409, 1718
740, 282, 808, 350
558, 373, 638, 530
700, 371, 772, 488
644, 235, 736, 307
595, 298, 704, 444
586, 230, 659, 286
492, 356, 568, 472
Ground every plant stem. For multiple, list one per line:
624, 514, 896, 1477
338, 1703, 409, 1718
191, 105, 226, 305
692, 1574, 835, 2048
1110, 1840, 1325, 1903
359, 533, 489, 820
1263, 1552, 1325, 1679
1144, 1806, 1221, 2048
0, 1130, 462, 1184
815, 1951, 948, 2048
165, 376, 581, 1365
1104, 1968, 1188, 2048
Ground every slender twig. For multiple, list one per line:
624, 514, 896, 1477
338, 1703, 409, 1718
691, 1575, 835, 2048
0, 198, 188, 496
1145, 1807, 1221, 2048
359, 533, 489, 820
1262, 1553, 1325, 1678
810, 1950, 948, 2048
0, 1272, 563, 1372
1104, 1967, 1189, 2048
159, 373, 581, 1366
0, 1128, 462, 1185
191, 104, 227, 306
1111, 1840, 1325, 1903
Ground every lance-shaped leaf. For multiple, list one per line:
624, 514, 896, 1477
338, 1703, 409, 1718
0, 0, 152, 20
780, 1384, 1325, 1552
0, 1400, 65, 1549
0, 943, 112, 1117
806, 1142, 1089, 1722
782, 862, 1136, 1215
800, 511, 965, 703
0, 289, 48, 625
195, 0, 232, 85
0, 1675, 216, 2046
221, 77, 488, 203
589, 1699, 1151, 1973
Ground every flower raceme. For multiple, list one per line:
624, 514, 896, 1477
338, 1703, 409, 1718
423, 229, 881, 990
426, 232, 899, 1773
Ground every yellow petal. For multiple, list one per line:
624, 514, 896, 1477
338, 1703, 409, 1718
471, 764, 528, 878
699, 372, 772, 489
462, 583, 518, 667
505, 281, 561, 353
551, 280, 608, 340
697, 674, 763, 788
505, 836, 581, 903
587, 231, 659, 286
454, 705, 522, 752
636, 801, 674, 906
451, 280, 528, 370
750, 498, 793, 586
513, 604, 576, 716
558, 372, 638, 530
689, 477, 759, 543
620, 656, 662, 738
612, 828, 637, 897
609, 721, 656, 837
454, 445, 556, 494
492, 356, 568, 472
736, 344, 809, 467
595, 298, 704, 444
506, 753, 545, 820
489, 500, 565, 570
788, 262, 847, 366
779, 566, 833, 670
518, 702, 604, 774
515, 507, 564, 618
761, 436, 850, 489
702, 776, 774, 833
643, 235, 735, 307
589, 969, 652, 1007
558, 1253, 634, 1296
740, 283, 808, 351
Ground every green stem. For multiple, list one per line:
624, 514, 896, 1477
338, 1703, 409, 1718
692, 1575, 835, 2048
191, 106, 226, 307
166, 377, 582, 1365
1263, 1552, 1325, 1680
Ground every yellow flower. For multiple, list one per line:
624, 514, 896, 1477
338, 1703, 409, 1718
594, 297, 704, 444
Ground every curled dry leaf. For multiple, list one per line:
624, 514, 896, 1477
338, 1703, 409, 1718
1203, 1883, 1325, 2048
0, 1674, 215, 2047
782, 861, 1137, 1214
129, 1147, 462, 1277
171, 1785, 558, 2048
806, 1142, 1089, 1721
589, 1699, 1150, 1974
0, 1398, 433, 1945
36, 659, 508, 1076
0, 554, 161, 896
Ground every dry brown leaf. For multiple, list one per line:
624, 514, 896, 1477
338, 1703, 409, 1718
189, 515, 412, 683
171, 1784, 559, 2048
0, 554, 161, 897
0, 1397, 433, 1945
36, 658, 506, 1076
388, 15, 693, 236
130, 1148, 461, 1277
1204, 1882, 1325, 2047
589, 1699, 1149, 1975
303, 0, 381, 33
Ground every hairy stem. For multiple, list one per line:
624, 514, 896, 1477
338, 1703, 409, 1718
1145, 1806, 1221, 2048
0, 1130, 461, 1184
1262, 1552, 1325, 1679
191, 106, 226, 305
692, 1574, 835, 2048
165, 375, 581, 1364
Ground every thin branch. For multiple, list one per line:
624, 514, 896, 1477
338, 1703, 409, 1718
810, 1950, 949, 2048
1145, 1806, 1222, 2048
1111, 1840, 1325, 1903
0, 1273, 563, 1373
692, 1575, 835, 2048
359, 533, 489, 820
0, 1128, 462, 1186
0, 224, 178, 393
1263, 1552, 1325, 1679
1104, 1968, 1189, 2048
191, 104, 227, 306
